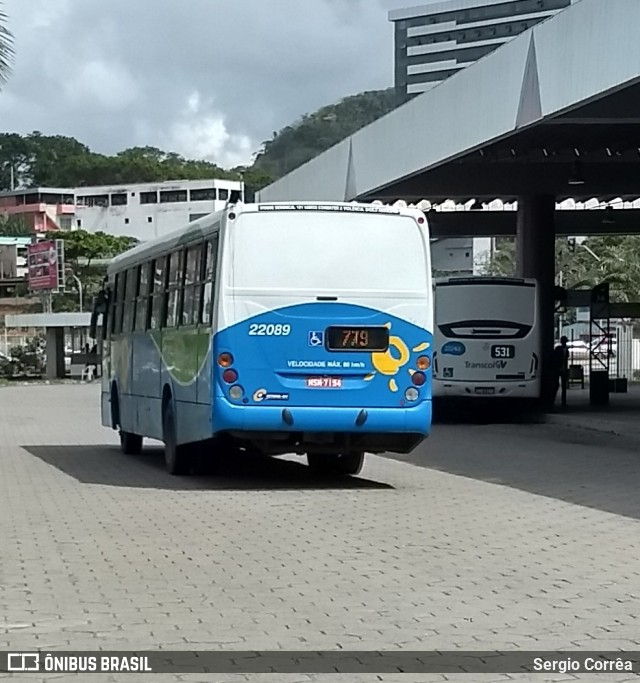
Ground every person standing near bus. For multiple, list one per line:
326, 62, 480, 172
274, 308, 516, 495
552, 336, 570, 409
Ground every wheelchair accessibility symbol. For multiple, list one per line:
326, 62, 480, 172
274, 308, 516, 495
308, 331, 324, 347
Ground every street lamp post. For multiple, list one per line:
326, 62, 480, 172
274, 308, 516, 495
70, 273, 83, 312
557, 269, 564, 340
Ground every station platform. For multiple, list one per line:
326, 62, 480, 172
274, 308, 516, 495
545, 383, 640, 439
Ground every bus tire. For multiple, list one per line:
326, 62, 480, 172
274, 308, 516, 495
120, 431, 143, 455
162, 401, 190, 476
307, 451, 364, 476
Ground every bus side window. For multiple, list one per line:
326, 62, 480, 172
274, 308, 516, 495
182, 243, 202, 326
101, 290, 110, 341
90, 278, 110, 342
150, 257, 167, 330
201, 235, 218, 326
111, 272, 126, 336
166, 250, 185, 328
102, 288, 111, 338
135, 262, 151, 331
110, 273, 121, 336
122, 267, 139, 333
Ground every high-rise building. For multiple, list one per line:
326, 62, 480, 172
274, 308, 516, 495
388, 0, 573, 276
389, 0, 572, 104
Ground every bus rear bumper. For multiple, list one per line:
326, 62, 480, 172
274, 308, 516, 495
433, 381, 539, 398
211, 398, 431, 455
213, 398, 431, 433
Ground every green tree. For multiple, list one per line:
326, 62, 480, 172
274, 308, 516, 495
0, 134, 242, 189
0, 132, 90, 189
0, 133, 31, 189
253, 88, 396, 179
482, 235, 640, 303
234, 165, 274, 201
46, 230, 137, 268
0, 2, 14, 87
28, 132, 92, 187
111, 147, 237, 184
567, 236, 640, 302
0, 87, 395, 197
481, 238, 517, 277
6, 335, 45, 376
43, 230, 137, 312
0, 214, 30, 236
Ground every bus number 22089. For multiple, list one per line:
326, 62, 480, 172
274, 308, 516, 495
248, 323, 292, 336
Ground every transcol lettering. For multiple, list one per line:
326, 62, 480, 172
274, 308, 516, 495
464, 360, 508, 370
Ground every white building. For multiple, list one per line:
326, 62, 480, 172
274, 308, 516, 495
0, 236, 30, 281
74, 178, 243, 241
431, 237, 475, 276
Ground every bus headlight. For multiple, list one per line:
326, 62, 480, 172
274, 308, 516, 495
229, 385, 244, 400
404, 387, 419, 402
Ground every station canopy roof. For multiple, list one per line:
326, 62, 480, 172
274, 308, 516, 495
258, 0, 640, 206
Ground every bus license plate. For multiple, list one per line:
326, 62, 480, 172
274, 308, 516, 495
307, 377, 342, 388
474, 387, 495, 395
491, 345, 515, 359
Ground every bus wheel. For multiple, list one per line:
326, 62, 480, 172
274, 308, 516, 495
162, 401, 190, 476
307, 452, 364, 476
120, 431, 143, 455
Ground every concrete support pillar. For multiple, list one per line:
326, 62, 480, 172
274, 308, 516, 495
516, 195, 556, 407
45, 327, 66, 380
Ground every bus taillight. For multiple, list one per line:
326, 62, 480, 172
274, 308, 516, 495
416, 355, 430, 370
411, 371, 427, 386
218, 352, 234, 367
222, 369, 238, 383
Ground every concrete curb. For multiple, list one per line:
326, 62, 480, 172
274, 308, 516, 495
0, 379, 99, 388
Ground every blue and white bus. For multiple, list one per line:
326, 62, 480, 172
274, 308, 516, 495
94, 201, 433, 476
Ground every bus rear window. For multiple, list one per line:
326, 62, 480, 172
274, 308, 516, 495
436, 283, 536, 327
228, 212, 428, 292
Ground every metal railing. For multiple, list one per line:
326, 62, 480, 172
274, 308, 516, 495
566, 336, 640, 382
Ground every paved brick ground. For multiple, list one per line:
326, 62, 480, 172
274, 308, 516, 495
1, 383, 640, 682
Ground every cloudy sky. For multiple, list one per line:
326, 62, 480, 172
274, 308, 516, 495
0, 0, 432, 168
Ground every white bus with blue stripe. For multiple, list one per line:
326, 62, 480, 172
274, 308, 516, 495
96, 201, 433, 476
432, 276, 540, 400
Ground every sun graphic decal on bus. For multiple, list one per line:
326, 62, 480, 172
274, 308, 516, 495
365, 323, 431, 392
